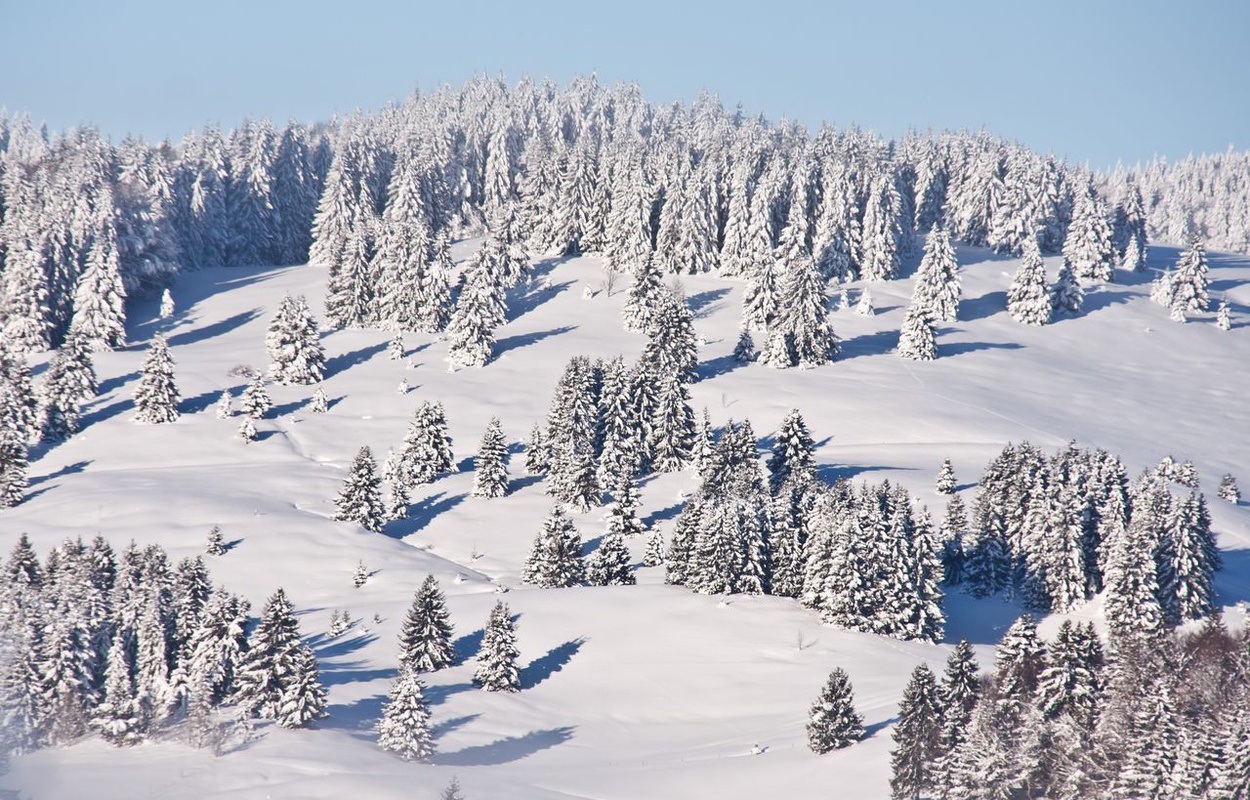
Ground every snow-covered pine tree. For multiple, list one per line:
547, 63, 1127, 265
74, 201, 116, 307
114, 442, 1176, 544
643, 527, 665, 567
68, 222, 128, 352
649, 372, 695, 473
1219, 474, 1240, 503
1007, 236, 1052, 326
766, 408, 816, 490
473, 601, 520, 692
860, 172, 902, 282
732, 328, 757, 364
1102, 508, 1165, 644
1050, 257, 1084, 315
524, 422, 548, 475
622, 253, 665, 334
762, 255, 839, 368
855, 289, 875, 316
936, 459, 956, 495
912, 225, 961, 323
1122, 231, 1147, 272
93, 634, 141, 746
1168, 235, 1211, 322
215, 390, 232, 419
398, 575, 455, 673
1165, 490, 1218, 622
604, 476, 647, 539
37, 335, 97, 441
238, 415, 257, 443
206, 525, 226, 556
240, 374, 272, 419
266, 294, 325, 385
522, 506, 586, 588
472, 417, 509, 498
352, 561, 368, 588
1035, 619, 1102, 731
324, 226, 374, 329
134, 335, 181, 423
897, 299, 937, 361
396, 401, 456, 487
806, 667, 864, 753
1063, 180, 1116, 282
377, 668, 435, 762
445, 267, 505, 370
159, 288, 175, 319
586, 526, 635, 586
233, 588, 326, 727
333, 446, 386, 533
310, 386, 328, 414
889, 663, 942, 800
994, 614, 1046, 702
741, 262, 779, 332
1216, 297, 1232, 330
1109, 679, 1181, 800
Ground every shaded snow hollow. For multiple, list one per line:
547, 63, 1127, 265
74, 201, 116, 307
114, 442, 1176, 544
3, 241, 1249, 799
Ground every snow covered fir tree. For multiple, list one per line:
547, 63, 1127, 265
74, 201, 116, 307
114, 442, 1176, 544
0, 70, 1248, 800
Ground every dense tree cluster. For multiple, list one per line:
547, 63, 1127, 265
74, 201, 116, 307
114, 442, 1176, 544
0, 536, 325, 755
951, 442, 1220, 628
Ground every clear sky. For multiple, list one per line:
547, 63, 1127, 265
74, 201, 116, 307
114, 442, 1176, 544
1, 0, 1246, 169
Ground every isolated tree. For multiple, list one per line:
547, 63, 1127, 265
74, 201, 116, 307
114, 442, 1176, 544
643, 527, 665, 567
134, 336, 181, 423
215, 390, 232, 419
334, 446, 385, 533
1216, 297, 1232, 330
238, 415, 257, 443
159, 288, 175, 319
1169, 236, 1211, 321
396, 402, 455, 487
856, 289, 875, 316
522, 506, 585, 588
936, 460, 956, 494
398, 576, 456, 673
1122, 231, 1147, 272
266, 294, 325, 384
807, 667, 864, 753
472, 417, 509, 498
897, 300, 937, 361
890, 664, 942, 800
206, 525, 226, 556
474, 601, 520, 692
1050, 258, 1084, 315
1219, 474, 1240, 503
1007, 237, 1052, 326
377, 669, 435, 762
241, 374, 272, 418
310, 386, 328, 414
732, 328, 757, 364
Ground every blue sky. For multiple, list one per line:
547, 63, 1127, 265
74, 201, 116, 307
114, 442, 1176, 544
2, 0, 1246, 169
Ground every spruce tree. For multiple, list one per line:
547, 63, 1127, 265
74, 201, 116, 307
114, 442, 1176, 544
1050, 258, 1084, 315
622, 254, 665, 333
912, 225, 961, 323
806, 667, 864, 753
1007, 236, 1052, 326
377, 669, 435, 762
398, 575, 456, 673
936, 459, 956, 494
586, 527, 635, 587
741, 263, 779, 332
762, 255, 839, 368
445, 267, 505, 370
1219, 474, 1240, 504
1035, 620, 1102, 730
994, 614, 1046, 702
159, 288, 175, 319
238, 415, 257, 443
604, 477, 647, 539
643, 527, 665, 567
277, 642, 328, 728
474, 601, 520, 692
471, 417, 509, 498
396, 401, 456, 487
522, 506, 586, 588
649, 373, 695, 473
310, 386, 328, 414
1062, 183, 1116, 282
241, 374, 272, 419
134, 335, 180, 423
855, 288, 875, 315
38, 335, 97, 442
233, 588, 326, 727
205, 525, 226, 556
324, 227, 374, 329
1169, 235, 1211, 321
266, 294, 325, 385
68, 222, 128, 351
1216, 297, 1232, 330
215, 390, 232, 419
889, 663, 942, 800
92, 634, 142, 746
334, 446, 386, 533
897, 300, 937, 361
732, 328, 757, 364
766, 408, 816, 490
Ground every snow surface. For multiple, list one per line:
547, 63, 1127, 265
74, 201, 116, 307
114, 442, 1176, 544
3, 242, 1249, 799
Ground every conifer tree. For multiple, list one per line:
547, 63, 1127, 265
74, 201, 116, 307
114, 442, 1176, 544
766, 408, 816, 490
215, 390, 232, 419
238, 415, 257, 443
397, 575, 455, 674
352, 561, 368, 588
445, 267, 505, 370
377, 669, 435, 762
890, 663, 942, 800
396, 401, 455, 487
806, 667, 864, 753
471, 417, 509, 498
69, 222, 128, 352
1007, 236, 1052, 326
1219, 474, 1240, 503
93, 635, 141, 746
1216, 297, 1232, 330
1110, 680, 1180, 799
241, 374, 272, 419
741, 262, 780, 333
1050, 258, 1084, 315
622, 254, 665, 333
324, 227, 374, 329
855, 289, 875, 316
334, 446, 386, 533
1102, 512, 1165, 643
522, 506, 585, 588
1122, 231, 1147, 272
474, 601, 520, 692
897, 300, 938, 361
134, 335, 181, 423
586, 527, 635, 587
1169, 236, 1211, 322
643, 527, 665, 567
650, 374, 695, 473
1063, 183, 1116, 282
233, 588, 326, 727
1035, 620, 1102, 730
994, 614, 1046, 703
205, 525, 226, 556
937, 640, 979, 726
37, 336, 96, 441
604, 477, 647, 539
936, 460, 956, 495
762, 255, 838, 368
524, 422, 548, 475
266, 294, 325, 385
310, 386, 328, 414
860, 173, 902, 281
732, 328, 757, 364
159, 288, 175, 319
912, 225, 962, 323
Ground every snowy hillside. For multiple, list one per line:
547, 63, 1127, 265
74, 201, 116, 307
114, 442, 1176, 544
3, 239, 1249, 799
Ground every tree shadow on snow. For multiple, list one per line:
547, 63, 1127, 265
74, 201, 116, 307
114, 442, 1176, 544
1214, 549, 1250, 608
27, 460, 90, 486
960, 290, 1007, 322
838, 329, 898, 360
432, 714, 481, 738
453, 628, 485, 662
166, 308, 263, 348
96, 371, 140, 396
79, 398, 133, 428
521, 638, 585, 690
387, 491, 468, 538
181, 389, 225, 415
495, 326, 577, 358
816, 464, 916, 485
643, 501, 686, 529
310, 630, 378, 660
424, 681, 478, 706
325, 341, 389, 379
323, 693, 387, 739
863, 716, 900, 740
940, 341, 1024, 358
269, 398, 309, 418
686, 287, 732, 318
695, 354, 741, 381
430, 726, 576, 767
